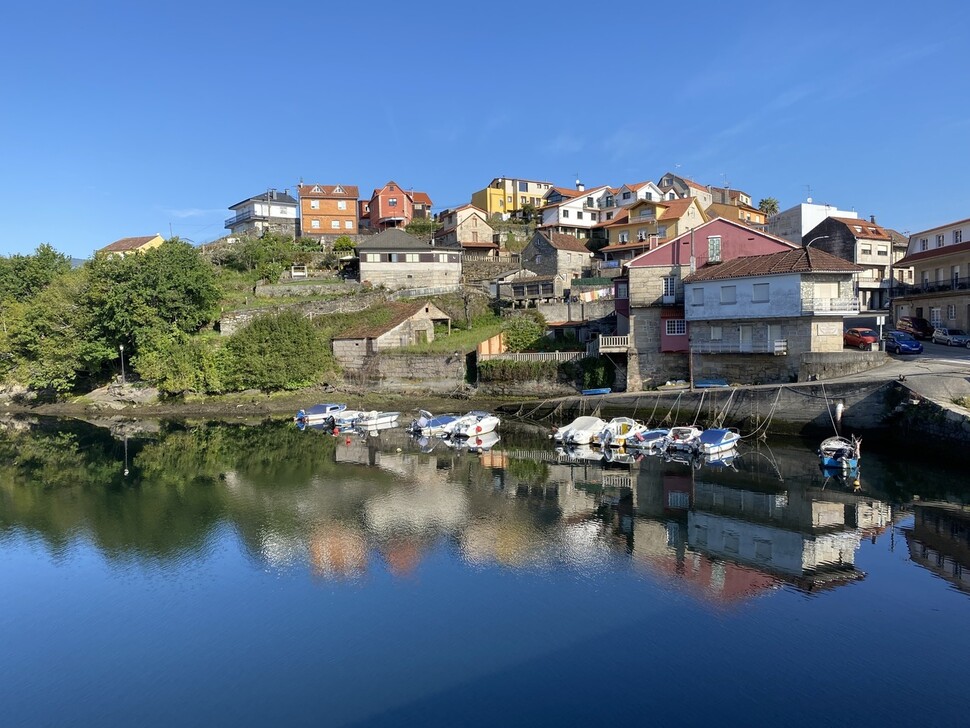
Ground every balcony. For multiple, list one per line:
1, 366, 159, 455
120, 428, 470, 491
892, 275, 970, 298
801, 298, 859, 315
225, 209, 264, 228
595, 335, 630, 353
692, 339, 788, 355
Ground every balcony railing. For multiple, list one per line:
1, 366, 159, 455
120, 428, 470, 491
691, 339, 788, 356
225, 209, 265, 227
801, 297, 859, 315
891, 276, 970, 297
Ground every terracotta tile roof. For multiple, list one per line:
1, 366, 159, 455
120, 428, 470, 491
541, 231, 592, 253
549, 186, 582, 198
298, 184, 359, 198
829, 217, 891, 240
333, 301, 446, 340
896, 240, 970, 267
410, 191, 433, 206
599, 239, 658, 254
594, 209, 630, 228
683, 247, 862, 283
101, 235, 160, 253
658, 197, 697, 220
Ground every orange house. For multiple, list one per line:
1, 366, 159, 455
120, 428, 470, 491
298, 184, 359, 237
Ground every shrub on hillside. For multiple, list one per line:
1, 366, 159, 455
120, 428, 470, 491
502, 312, 546, 352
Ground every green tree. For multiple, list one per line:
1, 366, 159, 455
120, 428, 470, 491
11, 268, 113, 391
758, 197, 780, 217
404, 218, 441, 238
502, 312, 546, 352
519, 202, 537, 222
0, 243, 72, 302
222, 311, 332, 391
133, 326, 224, 395
332, 236, 357, 254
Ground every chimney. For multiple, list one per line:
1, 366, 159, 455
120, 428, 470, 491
271, 189, 277, 200
870, 214, 876, 224
576, 178, 584, 192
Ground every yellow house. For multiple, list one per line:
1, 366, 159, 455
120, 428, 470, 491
471, 177, 553, 219
601, 197, 706, 247
99, 234, 165, 257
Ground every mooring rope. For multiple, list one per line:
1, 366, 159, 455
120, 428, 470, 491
741, 386, 784, 440
691, 390, 706, 426
820, 382, 839, 435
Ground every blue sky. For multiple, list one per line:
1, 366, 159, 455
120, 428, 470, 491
2, 1, 969, 259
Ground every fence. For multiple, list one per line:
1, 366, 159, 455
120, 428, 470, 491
388, 284, 461, 300
478, 351, 586, 362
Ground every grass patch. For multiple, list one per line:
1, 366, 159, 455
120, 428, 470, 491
393, 319, 505, 355
955, 396, 970, 409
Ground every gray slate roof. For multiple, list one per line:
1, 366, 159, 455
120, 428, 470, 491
357, 228, 462, 252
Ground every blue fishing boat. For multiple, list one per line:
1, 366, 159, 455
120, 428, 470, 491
581, 387, 611, 396
818, 435, 861, 469
295, 403, 346, 425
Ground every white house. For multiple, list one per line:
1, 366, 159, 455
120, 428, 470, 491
768, 201, 859, 245
225, 189, 299, 237
539, 184, 613, 238
905, 216, 970, 257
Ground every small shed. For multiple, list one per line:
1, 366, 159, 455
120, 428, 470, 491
332, 301, 452, 370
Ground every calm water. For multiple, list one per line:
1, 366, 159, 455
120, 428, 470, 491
1, 416, 968, 727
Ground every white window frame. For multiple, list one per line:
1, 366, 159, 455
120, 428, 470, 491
337, 200, 347, 210
707, 236, 722, 262
947, 304, 956, 320
331, 220, 340, 229
310, 199, 320, 210
345, 220, 353, 229
310, 219, 320, 229
665, 319, 687, 336
710, 325, 722, 340
930, 307, 942, 326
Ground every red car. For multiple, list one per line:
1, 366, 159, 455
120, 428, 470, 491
844, 327, 879, 350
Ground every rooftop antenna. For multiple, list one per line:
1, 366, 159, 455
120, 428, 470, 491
805, 184, 813, 203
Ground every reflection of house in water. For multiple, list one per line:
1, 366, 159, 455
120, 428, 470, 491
630, 462, 891, 600
904, 502, 970, 594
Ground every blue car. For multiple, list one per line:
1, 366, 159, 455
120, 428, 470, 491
883, 330, 923, 354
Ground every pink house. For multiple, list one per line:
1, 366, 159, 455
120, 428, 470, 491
625, 218, 798, 387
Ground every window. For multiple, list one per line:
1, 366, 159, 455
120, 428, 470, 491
920, 238, 928, 251
754, 539, 772, 561
337, 200, 347, 210
861, 245, 872, 255
877, 246, 888, 256
921, 271, 929, 287
388, 197, 398, 207
930, 307, 942, 326
953, 265, 961, 286
577, 211, 584, 220
752, 282, 769, 302
936, 234, 944, 247
645, 192, 652, 201
311, 219, 320, 229
331, 220, 340, 229
562, 209, 569, 218
724, 532, 740, 554
344, 220, 353, 229
708, 235, 721, 262
657, 226, 667, 237
438, 253, 449, 263
310, 199, 320, 210
405, 253, 419, 263
518, 181, 528, 192
639, 209, 652, 219
720, 285, 737, 304
662, 276, 677, 297
666, 319, 686, 335
691, 287, 703, 305
507, 196, 512, 203
606, 212, 613, 220
710, 325, 722, 340
956, 230, 964, 244
947, 304, 956, 320
622, 191, 632, 200
618, 231, 629, 243
616, 282, 628, 298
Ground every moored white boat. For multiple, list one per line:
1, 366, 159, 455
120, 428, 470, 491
661, 425, 704, 452
623, 428, 670, 450
553, 416, 607, 446
696, 427, 741, 455
295, 403, 346, 424
408, 410, 458, 437
354, 411, 400, 430
443, 411, 500, 439
596, 417, 646, 448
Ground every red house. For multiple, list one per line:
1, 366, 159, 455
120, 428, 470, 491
364, 181, 433, 231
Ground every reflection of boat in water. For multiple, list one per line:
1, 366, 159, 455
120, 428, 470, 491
408, 410, 458, 437
445, 430, 501, 453
555, 444, 604, 462
697, 428, 741, 455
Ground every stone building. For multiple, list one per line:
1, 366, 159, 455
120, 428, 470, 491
225, 189, 299, 237
357, 229, 461, 291
331, 301, 451, 371
520, 230, 592, 281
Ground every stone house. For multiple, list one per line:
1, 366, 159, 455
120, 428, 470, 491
434, 205, 497, 256
683, 247, 861, 384
99, 233, 165, 257
623, 218, 798, 389
893, 215, 970, 331
357, 228, 462, 291
331, 301, 451, 370
520, 230, 593, 281
657, 172, 713, 208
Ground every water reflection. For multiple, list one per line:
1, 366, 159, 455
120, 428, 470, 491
0, 416, 965, 605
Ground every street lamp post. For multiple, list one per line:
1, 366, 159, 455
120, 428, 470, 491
805, 235, 830, 248
119, 344, 126, 385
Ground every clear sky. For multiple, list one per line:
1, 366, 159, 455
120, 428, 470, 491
2, 1, 969, 259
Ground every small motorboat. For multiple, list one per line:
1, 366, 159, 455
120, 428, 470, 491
443, 411, 500, 439
553, 416, 607, 446
623, 428, 670, 450
661, 425, 704, 452
355, 411, 400, 430
295, 403, 346, 424
596, 417, 646, 448
408, 410, 458, 437
696, 427, 741, 455
818, 435, 861, 469
581, 387, 611, 396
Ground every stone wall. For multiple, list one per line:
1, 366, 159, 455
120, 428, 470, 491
798, 351, 888, 382
693, 353, 794, 385
365, 353, 466, 393
627, 308, 690, 389
218, 290, 388, 336
535, 299, 615, 325
255, 280, 362, 298
476, 378, 578, 398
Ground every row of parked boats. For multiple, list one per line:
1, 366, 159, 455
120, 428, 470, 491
294, 404, 502, 442
552, 415, 742, 457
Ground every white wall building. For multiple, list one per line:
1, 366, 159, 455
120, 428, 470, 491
225, 189, 299, 236
540, 185, 613, 237
768, 202, 859, 245
905, 216, 970, 257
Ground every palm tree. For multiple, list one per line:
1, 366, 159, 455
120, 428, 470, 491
758, 197, 780, 217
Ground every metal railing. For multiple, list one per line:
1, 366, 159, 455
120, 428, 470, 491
691, 339, 788, 355
479, 351, 586, 362
801, 297, 859, 314
891, 276, 970, 297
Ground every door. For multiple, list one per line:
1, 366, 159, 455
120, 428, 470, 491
767, 324, 782, 353
739, 325, 753, 353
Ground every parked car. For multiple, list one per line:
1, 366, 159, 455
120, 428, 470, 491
895, 316, 935, 340
931, 327, 970, 346
843, 327, 879, 350
882, 330, 923, 354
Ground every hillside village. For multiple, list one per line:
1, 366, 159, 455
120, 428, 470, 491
86, 172, 970, 395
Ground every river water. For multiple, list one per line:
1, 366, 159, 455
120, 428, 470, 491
1, 416, 968, 727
